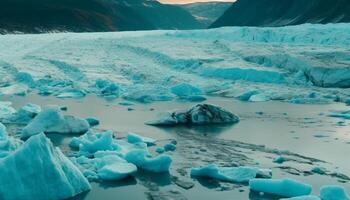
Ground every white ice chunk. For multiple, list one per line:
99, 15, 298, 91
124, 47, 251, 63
0, 133, 91, 200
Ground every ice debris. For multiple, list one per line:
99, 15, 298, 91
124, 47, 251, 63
127, 132, 156, 146
95, 79, 120, 97
3, 103, 41, 124
146, 104, 239, 126
72, 153, 137, 181
0, 133, 91, 200
328, 111, 350, 120
21, 106, 89, 139
85, 117, 100, 127
164, 143, 176, 152
0, 123, 22, 158
0, 101, 16, 119
191, 164, 272, 183
125, 150, 172, 173
249, 178, 312, 197
170, 83, 206, 101
56, 88, 86, 99
320, 185, 350, 200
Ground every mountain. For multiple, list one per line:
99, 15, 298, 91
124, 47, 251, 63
0, 0, 202, 34
211, 0, 350, 28
180, 2, 231, 27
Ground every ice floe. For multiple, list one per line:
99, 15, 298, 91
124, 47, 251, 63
281, 195, 321, 200
249, 178, 312, 197
146, 104, 239, 126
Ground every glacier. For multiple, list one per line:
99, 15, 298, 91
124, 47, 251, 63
0, 24, 350, 104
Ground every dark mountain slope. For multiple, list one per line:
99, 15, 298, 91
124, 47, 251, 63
211, 0, 350, 28
180, 2, 231, 27
0, 0, 202, 34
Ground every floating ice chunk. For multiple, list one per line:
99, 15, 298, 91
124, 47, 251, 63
328, 111, 350, 120
21, 106, 89, 139
170, 83, 203, 97
127, 132, 156, 146
0, 133, 91, 200
311, 166, 327, 175
15, 72, 35, 87
56, 88, 86, 98
70, 131, 114, 155
156, 147, 165, 154
191, 164, 266, 183
98, 162, 137, 181
273, 156, 287, 164
85, 117, 100, 127
0, 84, 28, 96
95, 79, 120, 97
249, 178, 312, 197
164, 143, 176, 151
146, 104, 239, 126
249, 94, 270, 102
320, 185, 350, 200
4, 103, 41, 124
125, 149, 172, 173
281, 195, 321, 200
0, 101, 16, 119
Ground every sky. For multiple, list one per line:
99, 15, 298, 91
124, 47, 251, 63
159, 0, 235, 4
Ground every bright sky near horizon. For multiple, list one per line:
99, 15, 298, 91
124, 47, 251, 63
159, 0, 235, 4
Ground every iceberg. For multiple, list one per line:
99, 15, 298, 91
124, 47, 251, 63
125, 149, 172, 173
146, 104, 239, 126
191, 164, 270, 183
95, 79, 120, 97
249, 178, 312, 197
320, 185, 350, 200
21, 106, 89, 139
0, 133, 91, 200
